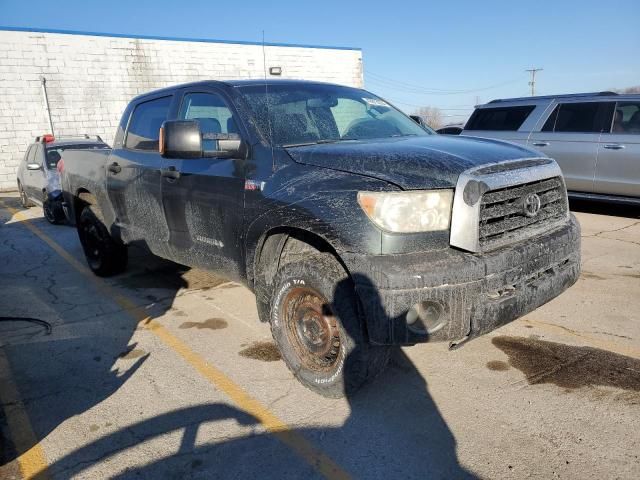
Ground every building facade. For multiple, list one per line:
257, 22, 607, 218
0, 27, 363, 191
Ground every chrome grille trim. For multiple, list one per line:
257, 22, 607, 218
479, 176, 568, 249
450, 158, 569, 253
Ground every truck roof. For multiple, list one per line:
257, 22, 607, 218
131, 79, 360, 102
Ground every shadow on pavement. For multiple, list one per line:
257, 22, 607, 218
1, 194, 474, 479
569, 198, 639, 219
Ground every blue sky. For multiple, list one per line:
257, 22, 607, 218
2, 0, 639, 122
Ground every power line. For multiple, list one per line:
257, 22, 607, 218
365, 70, 525, 95
525, 68, 543, 96
378, 96, 473, 111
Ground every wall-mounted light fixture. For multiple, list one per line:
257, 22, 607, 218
269, 66, 282, 76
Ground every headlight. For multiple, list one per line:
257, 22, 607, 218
357, 189, 454, 233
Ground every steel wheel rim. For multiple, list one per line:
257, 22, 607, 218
282, 286, 341, 372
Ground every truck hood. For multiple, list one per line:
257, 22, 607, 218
285, 135, 540, 189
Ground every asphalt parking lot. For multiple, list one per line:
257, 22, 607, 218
0, 192, 638, 480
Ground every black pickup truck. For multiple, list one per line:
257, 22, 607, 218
60, 79, 581, 397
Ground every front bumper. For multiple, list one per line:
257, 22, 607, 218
342, 215, 581, 346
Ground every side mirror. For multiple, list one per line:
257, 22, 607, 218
160, 120, 246, 159
27, 163, 41, 171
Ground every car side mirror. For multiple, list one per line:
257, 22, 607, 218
160, 120, 247, 159
409, 115, 425, 127
27, 163, 41, 171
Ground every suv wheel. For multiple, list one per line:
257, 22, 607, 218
18, 182, 32, 208
77, 204, 127, 276
269, 253, 391, 398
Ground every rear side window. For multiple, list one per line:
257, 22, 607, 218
125, 96, 172, 151
541, 102, 615, 133
33, 145, 43, 165
24, 145, 35, 162
465, 106, 535, 131
612, 101, 640, 134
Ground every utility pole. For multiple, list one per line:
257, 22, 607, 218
525, 68, 543, 96
40, 76, 55, 136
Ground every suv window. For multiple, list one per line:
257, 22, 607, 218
612, 101, 640, 134
179, 92, 238, 148
125, 96, 172, 151
465, 106, 535, 131
32, 144, 43, 166
541, 102, 615, 133
24, 145, 35, 163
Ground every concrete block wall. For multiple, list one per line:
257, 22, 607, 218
0, 28, 363, 191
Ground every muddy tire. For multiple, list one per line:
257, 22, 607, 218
77, 204, 127, 276
269, 253, 391, 398
43, 192, 64, 224
18, 182, 32, 208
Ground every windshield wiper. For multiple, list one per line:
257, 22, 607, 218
283, 138, 355, 148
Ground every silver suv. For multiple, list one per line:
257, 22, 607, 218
461, 92, 640, 204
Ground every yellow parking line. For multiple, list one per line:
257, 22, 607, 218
0, 201, 350, 480
0, 349, 50, 480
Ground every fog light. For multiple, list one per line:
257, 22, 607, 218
406, 301, 445, 334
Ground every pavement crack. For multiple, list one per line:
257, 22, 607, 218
583, 220, 640, 240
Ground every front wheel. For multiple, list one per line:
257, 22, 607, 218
269, 253, 391, 398
77, 205, 127, 276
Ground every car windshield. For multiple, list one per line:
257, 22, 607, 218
237, 83, 432, 147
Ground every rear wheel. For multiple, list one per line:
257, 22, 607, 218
77, 204, 127, 276
42, 192, 64, 224
18, 182, 32, 208
269, 253, 391, 398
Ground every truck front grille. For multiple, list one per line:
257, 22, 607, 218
478, 176, 567, 249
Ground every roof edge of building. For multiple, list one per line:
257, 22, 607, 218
0, 25, 362, 51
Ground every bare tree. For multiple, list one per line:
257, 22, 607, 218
413, 106, 444, 130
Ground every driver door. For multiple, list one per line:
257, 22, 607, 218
160, 88, 247, 279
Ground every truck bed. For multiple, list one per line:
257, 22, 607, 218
60, 148, 112, 225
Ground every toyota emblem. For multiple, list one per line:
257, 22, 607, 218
522, 193, 542, 217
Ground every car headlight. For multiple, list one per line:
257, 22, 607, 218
357, 189, 454, 233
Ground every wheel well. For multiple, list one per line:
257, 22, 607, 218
74, 189, 96, 223
252, 227, 350, 322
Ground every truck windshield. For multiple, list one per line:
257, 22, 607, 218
237, 83, 432, 147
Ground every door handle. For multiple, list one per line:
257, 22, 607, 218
603, 144, 625, 150
532, 142, 549, 147
161, 166, 181, 180
108, 162, 122, 174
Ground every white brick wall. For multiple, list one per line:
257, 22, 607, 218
0, 29, 363, 191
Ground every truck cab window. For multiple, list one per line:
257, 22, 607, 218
179, 92, 237, 150
125, 96, 172, 151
